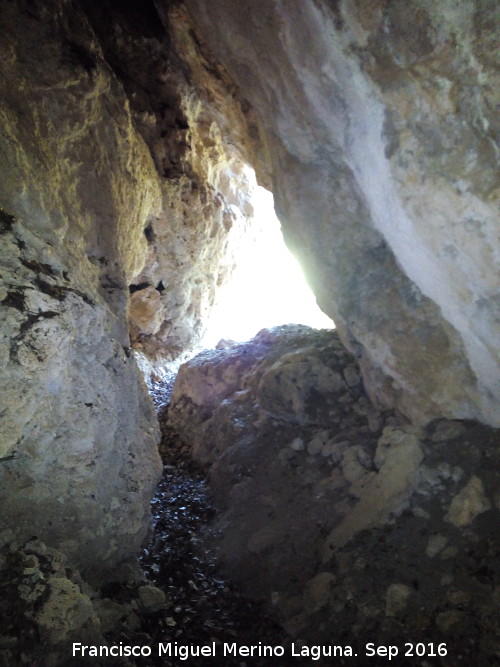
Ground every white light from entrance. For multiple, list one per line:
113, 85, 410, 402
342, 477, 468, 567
201, 186, 334, 349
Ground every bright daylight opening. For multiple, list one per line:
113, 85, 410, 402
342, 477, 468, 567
201, 186, 334, 349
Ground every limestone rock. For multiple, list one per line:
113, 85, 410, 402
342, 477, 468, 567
35, 577, 100, 645
185, 0, 500, 426
168, 327, 404, 623
323, 426, 423, 552
129, 287, 166, 336
0, 0, 162, 580
426, 534, 449, 558
169, 326, 500, 647
137, 584, 167, 614
81, 1, 269, 362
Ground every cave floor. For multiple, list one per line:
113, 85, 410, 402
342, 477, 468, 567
135, 379, 292, 666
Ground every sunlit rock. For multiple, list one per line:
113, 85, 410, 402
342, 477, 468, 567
185, 0, 500, 426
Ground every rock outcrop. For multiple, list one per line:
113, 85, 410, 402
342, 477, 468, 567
169, 326, 500, 659
185, 0, 500, 426
81, 0, 270, 362
0, 538, 168, 666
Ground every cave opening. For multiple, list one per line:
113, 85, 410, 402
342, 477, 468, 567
201, 185, 334, 349
1, 0, 499, 663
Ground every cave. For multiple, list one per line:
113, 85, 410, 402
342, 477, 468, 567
0, 0, 499, 665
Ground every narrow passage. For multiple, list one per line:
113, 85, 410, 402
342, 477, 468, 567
137, 375, 291, 666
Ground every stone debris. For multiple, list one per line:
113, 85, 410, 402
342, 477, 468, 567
426, 534, 449, 558
445, 475, 491, 528
385, 583, 412, 618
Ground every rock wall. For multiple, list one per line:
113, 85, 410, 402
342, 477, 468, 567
0, 0, 268, 579
81, 0, 270, 363
1, 0, 498, 591
0, 0, 165, 580
169, 326, 500, 660
185, 0, 500, 426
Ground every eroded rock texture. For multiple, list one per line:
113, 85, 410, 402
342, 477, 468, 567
81, 0, 269, 362
0, 0, 265, 579
0, 538, 170, 665
169, 326, 500, 661
185, 0, 500, 426
0, 0, 164, 580
1, 0, 499, 627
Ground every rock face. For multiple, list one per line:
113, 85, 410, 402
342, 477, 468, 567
81, 0, 270, 363
0, 0, 165, 580
169, 326, 500, 657
0, 0, 265, 579
0, 0, 499, 607
185, 0, 500, 426
0, 538, 168, 666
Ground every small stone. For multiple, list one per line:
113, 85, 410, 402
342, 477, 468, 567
446, 475, 491, 527
290, 437, 304, 451
432, 420, 466, 442
385, 583, 411, 617
93, 598, 133, 633
322, 441, 345, 460
22, 555, 39, 569
22, 568, 38, 576
426, 534, 448, 558
307, 437, 324, 456
137, 585, 166, 613
34, 576, 98, 644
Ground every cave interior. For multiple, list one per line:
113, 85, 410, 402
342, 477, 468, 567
0, 0, 499, 665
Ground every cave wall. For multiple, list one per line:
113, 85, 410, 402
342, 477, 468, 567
0, 0, 165, 580
168, 326, 500, 658
80, 0, 270, 363
0, 0, 264, 579
0, 0, 498, 583
185, 0, 500, 426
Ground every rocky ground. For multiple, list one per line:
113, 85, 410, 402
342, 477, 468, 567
1, 327, 499, 666
168, 325, 500, 666
0, 374, 290, 667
